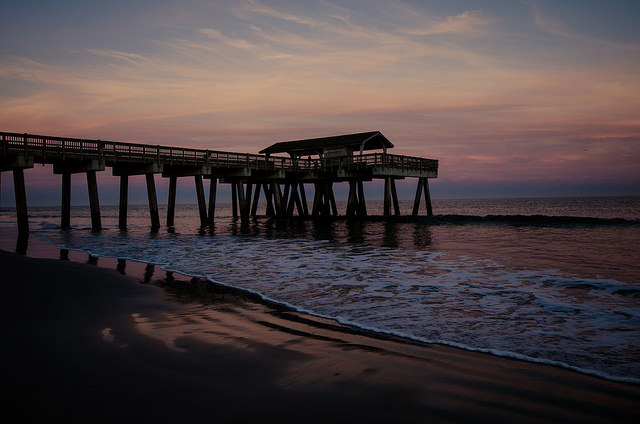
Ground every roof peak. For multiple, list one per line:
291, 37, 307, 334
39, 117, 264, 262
260, 131, 393, 155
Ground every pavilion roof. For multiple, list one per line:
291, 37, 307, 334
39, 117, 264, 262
259, 131, 393, 156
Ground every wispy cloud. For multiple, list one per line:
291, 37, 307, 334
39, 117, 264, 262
197, 28, 258, 51
241, 0, 327, 28
404, 10, 497, 36
84, 49, 155, 67
528, 1, 578, 39
527, 0, 640, 51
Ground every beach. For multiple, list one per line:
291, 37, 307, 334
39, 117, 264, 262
2, 245, 639, 423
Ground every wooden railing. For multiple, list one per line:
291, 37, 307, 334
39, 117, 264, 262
0, 132, 292, 170
1, 132, 437, 174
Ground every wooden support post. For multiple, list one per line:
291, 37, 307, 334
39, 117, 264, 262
263, 183, 275, 217
412, 178, 424, 216
286, 185, 295, 216
322, 182, 331, 216
242, 183, 253, 220
312, 180, 335, 217
423, 178, 433, 216
250, 183, 261, 216
194, 175, 207, 227
86, 170, 101, 232
299, 183, 309, 216
208, 177, 217, 224
146, 173, 160, 230
312, 182, 323, 216
328, 182, 337, 216
357, 180, 367, 216
167, 176, 177, 227
61, 173, 71, 229
412, 178, 433, 216
234, 182, 252, 220
272, 182, 284, 216
286, 182, 304, 216
390, 177, 400, 216
231, 182, 238, 219
282, 183, 291, 213
347, 181, 358, 216
13, 168, 29, 235
383, 177, 391, 217
293, 185, 305, 216
236, 182, 246, 219
118, 175, 128, 229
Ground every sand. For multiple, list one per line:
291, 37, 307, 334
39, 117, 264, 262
1, 248, 639, 423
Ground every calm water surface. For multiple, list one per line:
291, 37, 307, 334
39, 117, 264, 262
1, 196, 639, 382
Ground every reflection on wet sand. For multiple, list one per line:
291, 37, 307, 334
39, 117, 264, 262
96, 255, 267, 307
143, 263, 155, 283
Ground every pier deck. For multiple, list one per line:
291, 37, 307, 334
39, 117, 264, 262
1, 131, 438, 233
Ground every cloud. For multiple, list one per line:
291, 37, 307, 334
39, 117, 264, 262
527, 0, 640, 51
197, 28, 258, 51
404, 10, 497, 36
84, 49, 155, 67
528, 1, 577, 39
241, 0, 327, 28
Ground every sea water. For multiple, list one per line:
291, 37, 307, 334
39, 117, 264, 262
1, 196, 639, 383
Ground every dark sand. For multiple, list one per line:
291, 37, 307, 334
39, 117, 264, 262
2, 248, 639, 423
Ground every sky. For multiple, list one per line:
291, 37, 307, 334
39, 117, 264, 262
1, 0, 639, 205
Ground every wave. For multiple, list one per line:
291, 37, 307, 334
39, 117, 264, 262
410, 214, 640, 227
56, 245, 640, 386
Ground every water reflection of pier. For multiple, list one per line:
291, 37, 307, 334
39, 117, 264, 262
2, 131, 437, 234
44, 218, 433, 302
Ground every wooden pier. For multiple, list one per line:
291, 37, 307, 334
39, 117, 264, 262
1, 131, 438, 233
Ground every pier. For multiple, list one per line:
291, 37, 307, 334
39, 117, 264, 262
1, 131, 438, 234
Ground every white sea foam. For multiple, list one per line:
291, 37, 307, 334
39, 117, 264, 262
4, 198, 638, 383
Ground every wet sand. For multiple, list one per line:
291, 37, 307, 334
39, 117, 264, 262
1, 247, 639, 423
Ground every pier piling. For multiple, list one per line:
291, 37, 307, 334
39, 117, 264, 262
167, 176, 177, 227
250, 183, 261, 217
194, 175, 207, 227
299, 183, 309, 216
13, 168, 29, 234
145, 173, 160, 230
61, 173, 71, 230
384, 177, 392, 217
263, 183, 275, 217
412, 177, 433, 217
357, 180, 367, 216
231, 182, 238, 219
86, 170, 101, 232
118, 175, 128, 230
207, 176, 217, 224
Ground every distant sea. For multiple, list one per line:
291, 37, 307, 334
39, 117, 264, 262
1, 196, 639, 383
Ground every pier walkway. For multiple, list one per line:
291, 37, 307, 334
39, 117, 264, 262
1, 131, 438, 233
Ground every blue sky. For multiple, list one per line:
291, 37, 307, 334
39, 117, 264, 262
1, 0, 639, 204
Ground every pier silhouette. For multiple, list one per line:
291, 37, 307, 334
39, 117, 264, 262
1, 131, 437, 234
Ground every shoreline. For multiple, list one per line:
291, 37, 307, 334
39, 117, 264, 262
2, 233, 640, 422
7, 226, 638, 386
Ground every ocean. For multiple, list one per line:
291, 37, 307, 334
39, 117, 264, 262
1, 196, 639, 383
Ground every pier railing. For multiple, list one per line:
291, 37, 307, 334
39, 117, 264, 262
0, 132, 292, 170
299, 153, 438, 174
1, 132, 437, 174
